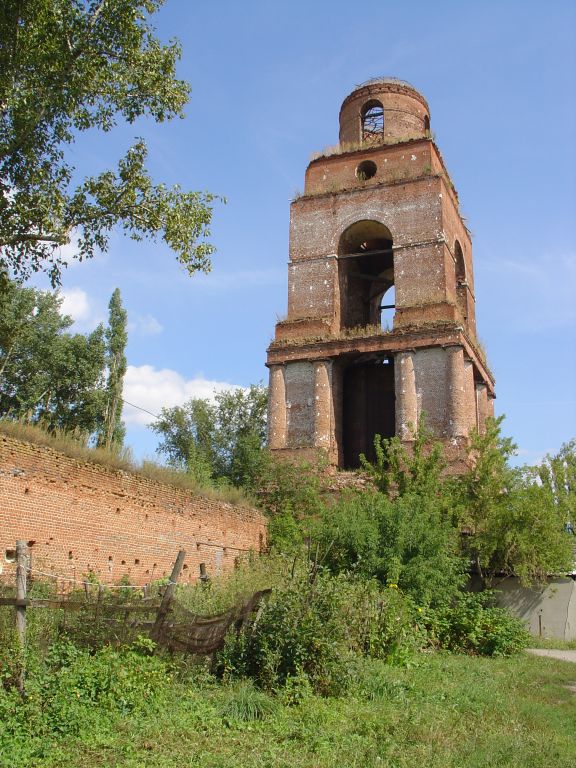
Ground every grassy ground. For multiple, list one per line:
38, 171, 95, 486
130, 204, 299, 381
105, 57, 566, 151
4, 652, 575, 768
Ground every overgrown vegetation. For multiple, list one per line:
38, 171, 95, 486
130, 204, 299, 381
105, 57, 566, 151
1, 617, 574, 768
1, 375, 575, 764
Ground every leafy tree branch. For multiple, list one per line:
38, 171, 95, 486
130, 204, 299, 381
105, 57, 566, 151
0, 0, 221, 284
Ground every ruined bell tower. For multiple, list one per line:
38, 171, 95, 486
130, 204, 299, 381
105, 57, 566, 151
266, 78, 495, 469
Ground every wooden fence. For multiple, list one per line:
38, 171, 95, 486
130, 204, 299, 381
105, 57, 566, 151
1, 540, 270, 694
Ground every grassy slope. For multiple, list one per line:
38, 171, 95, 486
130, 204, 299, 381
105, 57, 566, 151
18, 653, 576, 768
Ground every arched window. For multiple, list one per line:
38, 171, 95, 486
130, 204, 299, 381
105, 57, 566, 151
454, 240, 468, 322
380, 284, 395, 331
361, 100, 384, 143
424, 114, 430, 134
338, 220, 394, 329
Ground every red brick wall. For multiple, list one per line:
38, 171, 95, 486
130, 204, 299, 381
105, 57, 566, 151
0, 435, 267, 587
338, 81, 430, 145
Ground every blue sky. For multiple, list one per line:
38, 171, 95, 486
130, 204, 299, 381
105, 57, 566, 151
33, 0, 576, 465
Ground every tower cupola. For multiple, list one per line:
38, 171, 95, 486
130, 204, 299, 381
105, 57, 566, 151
339, 77, 430, 147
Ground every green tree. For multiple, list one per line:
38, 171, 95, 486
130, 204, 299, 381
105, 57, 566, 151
538, 439, 576, 531
152, 397, 217, 484
97, 288, 127, 450
151, 385, 268, 486
0, 0, 220, 284
0, 278, 106, 434
455, 418, 574, 585
212, 385, 268, 484
360, 416, 446, 499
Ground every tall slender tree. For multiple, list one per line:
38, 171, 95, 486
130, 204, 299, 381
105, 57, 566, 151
98, 288, 127, 450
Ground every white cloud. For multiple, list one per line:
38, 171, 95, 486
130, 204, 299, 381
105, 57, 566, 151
128, 313, 164, 336
60, 288, 92, 324
59, 287, 105, 330
122, 365, 241, 426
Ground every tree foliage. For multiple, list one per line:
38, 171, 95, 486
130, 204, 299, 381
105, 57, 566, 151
454, 418, 574, 585
538, 439, 576, 530
0, 277, 132, 444
0, 278, 106, 433
97, 287, 127, 449
152, 384, 268, 486
308, 417, 574, 595
0, 0, 220, 284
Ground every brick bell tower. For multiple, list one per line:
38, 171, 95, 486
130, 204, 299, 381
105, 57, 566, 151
266, 77, 495, 469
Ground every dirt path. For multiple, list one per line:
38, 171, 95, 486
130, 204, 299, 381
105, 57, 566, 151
525, 648, 576, 663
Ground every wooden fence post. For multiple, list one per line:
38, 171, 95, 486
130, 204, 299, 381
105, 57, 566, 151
15, 540, 28, 695
151, 550, 186, 643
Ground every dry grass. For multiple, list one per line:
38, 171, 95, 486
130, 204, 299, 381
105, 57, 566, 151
0, 419, 252, 507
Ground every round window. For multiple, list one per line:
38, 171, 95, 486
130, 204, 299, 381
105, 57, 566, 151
356, 160, 377, 181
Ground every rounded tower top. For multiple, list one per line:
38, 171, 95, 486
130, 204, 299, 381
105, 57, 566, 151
339, 78, 430, 147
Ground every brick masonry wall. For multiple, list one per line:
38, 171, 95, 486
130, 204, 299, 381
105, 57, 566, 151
266, 82, 495, 469
0, 435, 267, 586
338, 82, 430, 145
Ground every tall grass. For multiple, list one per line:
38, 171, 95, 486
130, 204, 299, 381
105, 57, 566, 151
0, 419, 252, 506
175, 553, 289, 614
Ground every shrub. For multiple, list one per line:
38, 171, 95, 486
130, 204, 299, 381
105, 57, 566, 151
217, 570, 354, 696
313, 490, 466, 607
217, 568, 427, 695
23, 637, 171, 735
426, 592, 529, 656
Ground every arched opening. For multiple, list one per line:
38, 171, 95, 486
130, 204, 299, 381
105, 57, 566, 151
338, 220, 394, 330
424, 114, 430, 133
361, 99, 384, 144
342, 354, 395, 468
454, 240, 468, 322
380, 285, 395, 330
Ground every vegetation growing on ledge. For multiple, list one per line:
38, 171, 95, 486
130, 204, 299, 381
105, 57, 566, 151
309, 134, 431, 162
269, 319, 462, 348
0, 419, 251, 507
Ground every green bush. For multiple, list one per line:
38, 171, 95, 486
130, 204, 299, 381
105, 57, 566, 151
426, 593, 530, 656
217, 569, 427, 695
312, 490, 466, 607
0, 637, 171, 745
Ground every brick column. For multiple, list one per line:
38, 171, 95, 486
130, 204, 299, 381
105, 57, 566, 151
313, 359, 332, 450
487, 393, 495, 419
476, 382, 488, 434
395, 351, 418, 439
446, 345, 467, 438
463, 358, 476, 434
268, 364, 286, 449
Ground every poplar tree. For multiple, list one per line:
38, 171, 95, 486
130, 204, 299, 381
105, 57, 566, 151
98, 287, 127, 450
